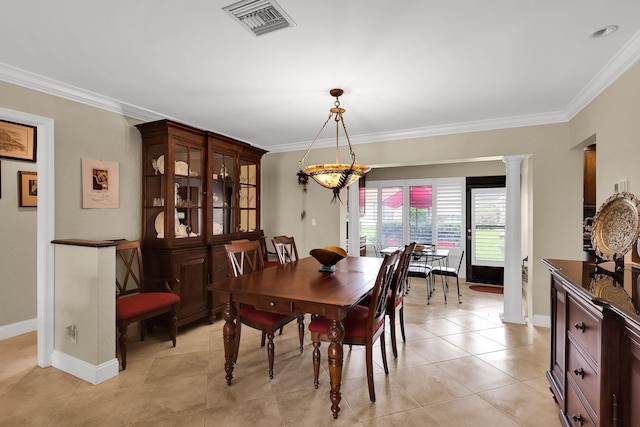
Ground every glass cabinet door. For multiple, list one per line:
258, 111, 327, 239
212, 152, 236, 236
144, 142, 165, 241
239, 159, 258, 233
174, 144, 203, 241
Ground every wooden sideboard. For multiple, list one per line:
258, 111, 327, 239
544, 259, 640, 427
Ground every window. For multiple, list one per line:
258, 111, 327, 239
471, 187, 506, 266
361, 178, 464, 250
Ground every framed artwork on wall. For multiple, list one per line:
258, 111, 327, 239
0, 120, 37, 162
19, 171, 37, 207
81, 158, 119, 208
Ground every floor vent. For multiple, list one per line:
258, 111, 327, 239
223, 0, 296, 36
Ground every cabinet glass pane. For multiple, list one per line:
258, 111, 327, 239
174, 144, 203, 239
212, 153, 236, 235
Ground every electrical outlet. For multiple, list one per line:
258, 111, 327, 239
65, 325, 77, 343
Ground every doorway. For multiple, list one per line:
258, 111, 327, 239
465, 176, 506, 285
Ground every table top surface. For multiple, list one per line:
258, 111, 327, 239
209, 255, 383, 309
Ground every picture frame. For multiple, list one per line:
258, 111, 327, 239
19, 171, 37, 207
0, 120, 37, 162
81, 158, 119, 208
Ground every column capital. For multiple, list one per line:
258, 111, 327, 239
502, 154, 526, 165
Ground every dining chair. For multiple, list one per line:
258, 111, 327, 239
115, 239, 180, 370
271, 235, 299, 264
309, 249, 400, 402
430, 250, 464, 304
406, 246, 434, 304
224, 239, 304, 379
388, 242, 416, 358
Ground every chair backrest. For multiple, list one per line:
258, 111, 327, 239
454, 250, 465, 274
115, 239, 145, 298
392, 242, 417, 299
225, 239, 265, 277
367, 250, 400, 333
271, 235, 299, 264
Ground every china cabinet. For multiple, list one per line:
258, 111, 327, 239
135, 120, 266, 326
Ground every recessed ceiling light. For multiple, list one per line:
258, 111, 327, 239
590, 25, 619, 38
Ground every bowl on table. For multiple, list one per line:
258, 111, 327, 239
309, 246, 348, 272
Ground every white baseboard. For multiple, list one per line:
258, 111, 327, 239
52, 350, 119, 385
0, 318, 37, 340
532, 314, 551, 328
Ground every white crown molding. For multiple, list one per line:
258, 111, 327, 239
565, 29, 640, 119
0, 62, 164, 122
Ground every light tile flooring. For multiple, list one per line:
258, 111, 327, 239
0, 279, 562, 426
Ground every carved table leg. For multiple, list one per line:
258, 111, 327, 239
222, 302, 237, 385
327, 319, 345, 419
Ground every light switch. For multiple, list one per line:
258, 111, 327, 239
311, 218, 317, 226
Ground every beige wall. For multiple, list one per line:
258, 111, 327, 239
2, 59, 640, 328
0, 81, 142, 327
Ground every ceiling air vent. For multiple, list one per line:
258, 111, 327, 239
223, 0, 296, 36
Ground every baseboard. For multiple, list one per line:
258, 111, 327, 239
52, 350, 119, 385
0, 318, 37, 340
532, 314, 551, 328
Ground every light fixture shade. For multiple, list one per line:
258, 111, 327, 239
298, 88, 370, 201
304, 163, 371, 189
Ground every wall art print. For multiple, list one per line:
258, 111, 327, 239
0, 120, 37, 162
82, 158, 119, 208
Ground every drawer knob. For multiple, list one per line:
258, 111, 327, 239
573, 367, 585, 379
270, 301, 276, 307
574, 321, 585, 332
571, 413, 584, 425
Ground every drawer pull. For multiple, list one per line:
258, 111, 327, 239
269, 301, 276, 307
573, 367, 585, 379
574, 321, 585, 332
571, 413, 584, 425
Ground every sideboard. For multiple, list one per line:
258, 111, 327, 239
544, 259, 640, 427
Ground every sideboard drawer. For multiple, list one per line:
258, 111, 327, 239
567, 296, 601, 364
567, 341, 599, 417
565, 380, 596, 427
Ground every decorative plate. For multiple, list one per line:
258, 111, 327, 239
175, 161, 189, 176
156, 155, 165, 174
154, 212, 164, 237
591, 192, 640, 260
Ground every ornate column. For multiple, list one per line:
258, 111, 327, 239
501, 155, 526, 324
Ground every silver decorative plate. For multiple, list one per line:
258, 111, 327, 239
591, 192, 640, 260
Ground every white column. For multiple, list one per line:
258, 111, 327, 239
347, 183, 361, 256
501, 155, 526, 324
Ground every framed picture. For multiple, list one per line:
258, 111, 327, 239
0, 120, 37, 162
19, 171, 37, 207
82, 158, 119, 208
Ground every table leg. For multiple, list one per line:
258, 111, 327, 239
222, 302, 237, 385
327, 319, 345, 419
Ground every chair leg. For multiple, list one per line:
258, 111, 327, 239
456, 276, 462, 303
169, 307, 177, 347
380, 332, 389, 375
118, 323, 128, 371
312, 339, 321, 389
399, 303, 406, 343
266, 331, 275, 379
389, 310, 398, 358
365, 340, 376, 402
234, 321, 242, 364
261, 330, 266, 347
279, 326, 284, 335
297, 314, 305, 353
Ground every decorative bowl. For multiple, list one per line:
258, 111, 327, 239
309, 246, 347, 272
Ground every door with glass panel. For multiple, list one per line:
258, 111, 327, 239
465, 176, 506, 285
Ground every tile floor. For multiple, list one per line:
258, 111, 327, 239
0, 279, 562, 426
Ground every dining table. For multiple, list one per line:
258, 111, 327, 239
208, 255, 384, 419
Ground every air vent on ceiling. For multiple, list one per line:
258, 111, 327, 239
223, 0, 296, 36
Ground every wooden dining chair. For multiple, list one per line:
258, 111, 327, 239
115, 239, 180, 370
224, 239, 304, 379
271, 235, 299, 264
431, 250, 464, 304
388, 242, 417, 358
309, 249, 400, 402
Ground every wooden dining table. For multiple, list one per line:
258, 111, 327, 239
208, 255, 383, 419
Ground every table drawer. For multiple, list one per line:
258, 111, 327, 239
565, 381, 596, 427
567, 296, 601, 363
253, 296, 295, 313
567, 341, 599, 417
